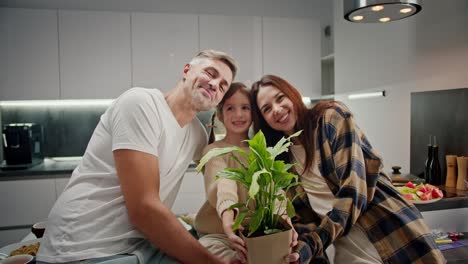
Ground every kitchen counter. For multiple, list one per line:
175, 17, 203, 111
390, 173, 468, 212
0, 158, 198, 180
0, 158, 81, 180
415, 186, 468, 212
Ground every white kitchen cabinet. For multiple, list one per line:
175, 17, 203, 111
0, 8, 60, 100
262, 17, 322, 98
55, 176, 70, 199
0, 179, 56, 228
199, 15, 263, 84
171, 170, 206, 214
59, 10, 131, 99
131, 12, 199, 92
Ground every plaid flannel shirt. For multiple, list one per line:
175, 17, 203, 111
290, 103, 445, 264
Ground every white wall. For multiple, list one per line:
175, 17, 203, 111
333, 0, 468, 174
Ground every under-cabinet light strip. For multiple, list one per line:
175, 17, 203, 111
348, 91, 386, 100
0, 99, 114, 107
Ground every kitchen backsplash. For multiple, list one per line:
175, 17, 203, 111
410, 87, 468, 178
0, 105, 214, 158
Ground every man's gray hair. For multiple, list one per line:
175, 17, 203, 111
190, 50, 238, 80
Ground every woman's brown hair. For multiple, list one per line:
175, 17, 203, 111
251, 75, 335, 173
208, 82, 251, 144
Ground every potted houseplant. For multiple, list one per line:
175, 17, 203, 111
196, 130, 302, 264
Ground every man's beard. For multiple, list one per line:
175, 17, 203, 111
191, 88, 213, 111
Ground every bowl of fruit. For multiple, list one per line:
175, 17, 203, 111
396, 181, 444, 204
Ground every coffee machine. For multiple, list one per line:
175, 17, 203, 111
2, 123, 44, 168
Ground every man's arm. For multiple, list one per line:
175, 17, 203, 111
114, 149, 224, 264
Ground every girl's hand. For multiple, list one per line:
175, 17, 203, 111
222, 210, 247, 263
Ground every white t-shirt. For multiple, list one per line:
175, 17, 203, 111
37, 88, 207, 263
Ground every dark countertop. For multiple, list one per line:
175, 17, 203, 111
415, 186, 468, 212
0, 158, 80, 180
390, 173, 468, 212
1, 163, 466, 212
0, 158, 198, 180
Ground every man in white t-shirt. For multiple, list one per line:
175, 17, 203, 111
36, 50, 239, 264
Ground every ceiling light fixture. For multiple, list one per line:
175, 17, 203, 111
344, 0, 422, 23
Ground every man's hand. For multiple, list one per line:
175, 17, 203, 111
222, 210, 247, 263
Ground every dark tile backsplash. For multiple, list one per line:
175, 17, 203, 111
0, 105, 214, 158
410, 87, 468, 178
1, 105, 108, 157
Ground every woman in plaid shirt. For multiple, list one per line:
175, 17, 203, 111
250, 75, 445, 264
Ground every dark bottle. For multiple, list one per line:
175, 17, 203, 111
424, 135, 433, 184
429, 136, 441, 185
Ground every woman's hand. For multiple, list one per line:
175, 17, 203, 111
285, 217, 300, 263
222, 210, 247, 263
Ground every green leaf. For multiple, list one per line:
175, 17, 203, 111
196, 147, 240, 172
232, 211, 247, 232
286, 200, 296, 218
228, 203, 246, 211
288, 130, 303, 140
268, 130, 302, 160
264, 228, 282, 235
248, 208, 265, 236
229, 152, 248, 170
216, 169, 247, 186
249, 168, 268, 199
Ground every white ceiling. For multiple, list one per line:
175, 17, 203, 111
0, 0, 334, 25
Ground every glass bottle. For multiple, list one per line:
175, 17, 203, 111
424, 135, 433, 184
429, 136, 441, 185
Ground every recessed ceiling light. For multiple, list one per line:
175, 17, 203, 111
371, 5, 384, 11
379, 17, 391, 22
352, 15, 364, 21
400, 7, 413, 13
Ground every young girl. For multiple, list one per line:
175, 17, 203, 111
250, 75, 445, 264
194, 82, 252, 263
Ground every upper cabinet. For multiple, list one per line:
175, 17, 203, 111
59, 10, 131, 99
1, 9, 323, 101
131, 13, 198, 92
262, 17, 321, 98
0, 8, 60, 100
199, 15, 262, 84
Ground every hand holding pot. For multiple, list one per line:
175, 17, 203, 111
222, 209, 247, 263
285, 217, 300, 263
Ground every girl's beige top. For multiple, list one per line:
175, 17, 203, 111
194, 141, 250, 234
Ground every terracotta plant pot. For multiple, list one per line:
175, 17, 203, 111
240, 218, 292, 264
